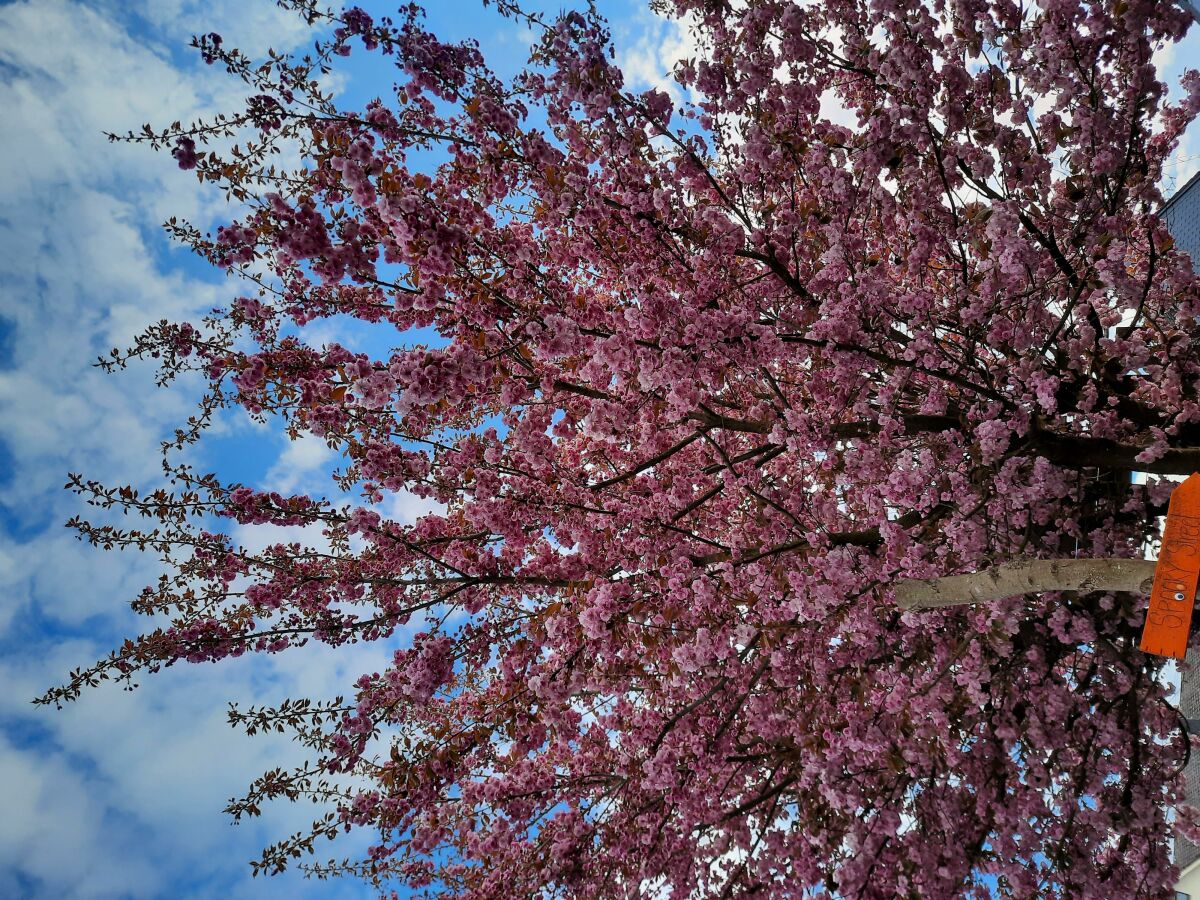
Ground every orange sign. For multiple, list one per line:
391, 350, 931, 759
1140, 473, 1200, 660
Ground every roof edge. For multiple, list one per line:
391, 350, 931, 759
1180, 851, 1200, 884
1163, 168, 1200, 217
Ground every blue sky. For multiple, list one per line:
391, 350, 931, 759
0, 2, 1197, 898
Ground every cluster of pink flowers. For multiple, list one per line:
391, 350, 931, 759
213, 223, 257, 268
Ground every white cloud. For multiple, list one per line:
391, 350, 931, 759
615, 4, 700, 101
263, 432, 337, 496
0, 733, 162, 899
379, 486, 442, 526
0, 1, 377, 897
0, 639, 384, 899
120, 0, 327, 60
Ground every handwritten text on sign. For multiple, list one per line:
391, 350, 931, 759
1140, 473, 1200, 660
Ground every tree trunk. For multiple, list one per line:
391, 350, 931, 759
894, 558, 1158, 609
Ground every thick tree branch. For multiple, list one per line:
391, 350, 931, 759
693, 407, 1200, 476
894, 558, 1157, 609
1028, 431, 1200, 476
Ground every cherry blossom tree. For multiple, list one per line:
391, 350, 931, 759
44, 0, 1200, 895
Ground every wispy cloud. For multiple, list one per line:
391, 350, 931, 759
614, 2, 700, 101
0, 2, 374, 897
